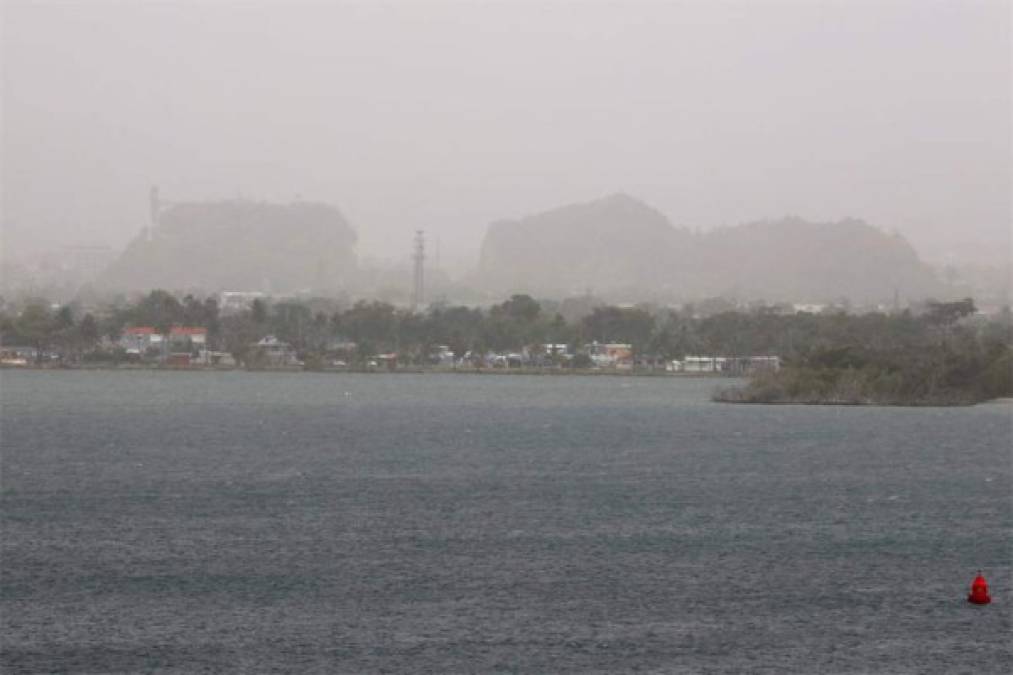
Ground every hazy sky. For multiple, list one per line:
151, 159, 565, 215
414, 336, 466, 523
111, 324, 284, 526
2, 0, 1010, 269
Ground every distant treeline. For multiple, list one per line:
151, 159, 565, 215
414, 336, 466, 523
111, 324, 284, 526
2, 292, 1010, 401
714, 298, 1012, 405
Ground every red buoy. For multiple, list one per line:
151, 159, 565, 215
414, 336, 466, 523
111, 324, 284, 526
968, 571, 991, 605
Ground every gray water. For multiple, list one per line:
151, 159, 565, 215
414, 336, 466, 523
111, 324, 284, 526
1, 370, 1010, 673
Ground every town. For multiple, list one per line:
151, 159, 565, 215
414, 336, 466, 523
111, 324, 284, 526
1, 290, 789, 375
3, 290, 1009, 400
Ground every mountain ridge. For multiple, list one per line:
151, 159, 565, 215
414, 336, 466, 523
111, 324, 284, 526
95, 200, 358, 294
92, 192, 946, 303
475, 194, 943, 303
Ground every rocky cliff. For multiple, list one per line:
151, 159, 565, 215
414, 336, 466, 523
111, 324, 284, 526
478, 193, 692, 297
475, 194, 942, 303
95, 200, 357, 293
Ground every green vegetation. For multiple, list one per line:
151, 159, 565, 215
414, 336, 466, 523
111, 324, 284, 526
2, 293, 1010, 405
715, 299, 1012, 405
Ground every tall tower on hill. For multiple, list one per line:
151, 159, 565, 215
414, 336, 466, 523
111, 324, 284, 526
411, 230, 425, 312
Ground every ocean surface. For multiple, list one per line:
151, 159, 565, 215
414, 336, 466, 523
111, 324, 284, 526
1, 370, 1010, 673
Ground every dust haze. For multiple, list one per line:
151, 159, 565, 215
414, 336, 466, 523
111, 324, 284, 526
1, 0, 1010, 286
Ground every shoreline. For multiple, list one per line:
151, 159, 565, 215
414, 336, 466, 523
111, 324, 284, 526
8, 367, 1005, 405
712, 397, 983, 408
711, 388, 998, 408
0, 363, 730, 378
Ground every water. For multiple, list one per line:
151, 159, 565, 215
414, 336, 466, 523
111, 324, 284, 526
2, 370, 1010, 673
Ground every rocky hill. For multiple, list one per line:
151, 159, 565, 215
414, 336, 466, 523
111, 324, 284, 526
95, 200, 357, 293
475, 194, 943, 303
478, 193, 693, 297
694, 217, 940, 304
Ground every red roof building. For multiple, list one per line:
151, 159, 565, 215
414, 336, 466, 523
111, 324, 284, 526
169, 327, 208, 337
169, 327, 208, 347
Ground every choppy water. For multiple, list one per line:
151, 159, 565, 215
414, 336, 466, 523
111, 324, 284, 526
1, 370, 1010, 673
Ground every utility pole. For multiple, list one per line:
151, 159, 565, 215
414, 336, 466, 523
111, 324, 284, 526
411, 230, 425, 312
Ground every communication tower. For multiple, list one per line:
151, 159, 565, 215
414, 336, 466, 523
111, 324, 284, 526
411, 230, 425, 312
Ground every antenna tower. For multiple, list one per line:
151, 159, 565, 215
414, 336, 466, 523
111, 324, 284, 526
411, 230, 425, 312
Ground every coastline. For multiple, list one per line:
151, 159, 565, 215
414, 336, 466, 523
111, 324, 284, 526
712, 396, 983, 408
5, 366, 1005, 406
712, 385, 992, 408
0, 363, 727, 378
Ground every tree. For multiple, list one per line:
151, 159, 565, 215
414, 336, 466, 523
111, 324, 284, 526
14, 302, 53, 362
427, 305, 484, 358
78, 314, 99, 344
581, 306, 655, 352
485, 295, 545, 351
221, 312, 260, 364
251, 298, 268, 325
271, 302, 313, 348
54, 306, 75, 332
491, 294, 542, 323
343, 301, 399, 350
133, 290, 184, 334
50, 305, 78, 360
925, 298, 976, 327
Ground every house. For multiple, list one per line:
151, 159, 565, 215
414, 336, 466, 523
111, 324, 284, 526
587, 342, 633, 368
430, 345, 455, 367
726, 356, 781, 374
165, 327, 208, 366
524, 343, 570, 367
680, 356, 726, 373
120, 327, 164, 356
168, 327, 207, 352
673, 355, 780, 374
635, 354, 668, 370
252, 335, 300, 367
0, 346, 37, 366
165, 353, 192, 367
219, 291, 267, 314
491, 353, 525, 368
375, 353, 399, 370
207, 351, 237, 367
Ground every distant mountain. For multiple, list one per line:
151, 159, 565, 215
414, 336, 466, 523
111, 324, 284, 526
478, 193, 692, 297
475, 194, 943, 303
95, 200, 357, 293
694, 217, 941, 304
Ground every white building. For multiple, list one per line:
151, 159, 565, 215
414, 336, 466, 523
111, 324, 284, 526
219, 291, 267, 314
671, 355, 780, 374
119, 327, 164, 355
